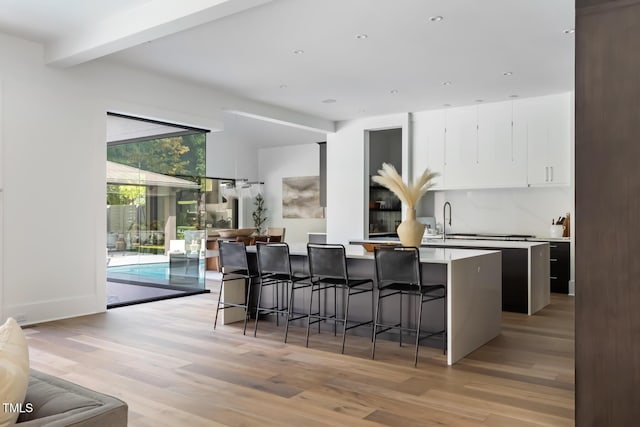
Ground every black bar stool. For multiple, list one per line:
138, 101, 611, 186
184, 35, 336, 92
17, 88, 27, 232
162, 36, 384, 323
213, 240, 257, 335
305, 243, 374, 353
372, 246, 446, 367
254, 242, 310, 339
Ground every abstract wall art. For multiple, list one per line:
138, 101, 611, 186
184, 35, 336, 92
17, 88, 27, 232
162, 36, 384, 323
282, 176, 323, 219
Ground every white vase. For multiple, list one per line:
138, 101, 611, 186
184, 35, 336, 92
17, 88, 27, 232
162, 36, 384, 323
397, 208, 425, 247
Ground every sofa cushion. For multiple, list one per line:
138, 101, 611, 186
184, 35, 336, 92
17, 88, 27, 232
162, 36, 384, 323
0, 317, 30, 427
17, 370, 128, 426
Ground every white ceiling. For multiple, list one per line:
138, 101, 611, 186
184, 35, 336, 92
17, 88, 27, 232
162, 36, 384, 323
0, 0, 575, 147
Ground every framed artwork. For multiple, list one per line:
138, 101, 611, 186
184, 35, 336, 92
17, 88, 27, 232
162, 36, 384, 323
282, 176, 323, 219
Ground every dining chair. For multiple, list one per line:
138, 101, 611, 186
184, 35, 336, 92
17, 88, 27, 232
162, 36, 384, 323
267, 227, 286, 242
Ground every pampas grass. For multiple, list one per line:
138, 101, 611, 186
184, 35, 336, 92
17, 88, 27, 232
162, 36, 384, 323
371, 163, 438, 209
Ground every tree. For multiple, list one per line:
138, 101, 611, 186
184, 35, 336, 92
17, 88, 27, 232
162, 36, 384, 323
252, 194, 268, 235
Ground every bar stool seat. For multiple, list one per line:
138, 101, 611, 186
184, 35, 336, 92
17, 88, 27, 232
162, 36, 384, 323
254, 242, 310, 338
305, 243, 374, 353
372, 245, 446, 367
213, 240, 258, 335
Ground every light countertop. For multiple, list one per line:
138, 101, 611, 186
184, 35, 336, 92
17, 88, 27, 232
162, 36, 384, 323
421, 238, 548, 249
351, 237, 547, 250
280, 243, 500, 264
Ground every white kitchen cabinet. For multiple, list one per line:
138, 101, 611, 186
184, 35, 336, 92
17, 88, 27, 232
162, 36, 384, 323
409, 92, 571, 191
515, 93, 571, 186
411, 110, 445, 190
444, 105, 478, 188
478, 101, 527, 187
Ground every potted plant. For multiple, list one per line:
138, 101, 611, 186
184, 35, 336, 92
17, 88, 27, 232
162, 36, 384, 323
252, 194, 268, 236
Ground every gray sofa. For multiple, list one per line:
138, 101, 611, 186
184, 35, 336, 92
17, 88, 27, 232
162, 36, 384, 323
16, 370, 128, 426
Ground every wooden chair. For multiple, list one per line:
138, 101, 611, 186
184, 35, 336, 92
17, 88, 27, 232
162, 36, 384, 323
267, 227, 286, 242
235, 236, 255, 246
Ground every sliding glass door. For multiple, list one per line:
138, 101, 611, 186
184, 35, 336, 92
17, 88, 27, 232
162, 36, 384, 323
106, 114, 209, 302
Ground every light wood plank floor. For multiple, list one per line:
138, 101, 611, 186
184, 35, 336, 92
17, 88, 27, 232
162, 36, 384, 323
25, 291, 574, 426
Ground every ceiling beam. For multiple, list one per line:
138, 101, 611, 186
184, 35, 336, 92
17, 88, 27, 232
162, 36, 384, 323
224, 109, 335, 134
45, 0, 272, 67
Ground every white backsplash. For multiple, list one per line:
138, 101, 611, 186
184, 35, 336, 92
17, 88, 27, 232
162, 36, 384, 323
432, 186, 572, 238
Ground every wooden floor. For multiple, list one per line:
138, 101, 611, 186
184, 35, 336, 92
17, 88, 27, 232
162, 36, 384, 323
25, 291, 574, 426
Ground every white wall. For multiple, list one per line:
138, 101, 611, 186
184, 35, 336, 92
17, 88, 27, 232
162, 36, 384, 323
258, 144, 325, 243
0, 32, 327, 324
326, 113, 409, 245
432, 187, 572, 238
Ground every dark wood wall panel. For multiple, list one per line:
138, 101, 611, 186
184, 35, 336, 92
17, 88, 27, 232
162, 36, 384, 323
576, 0, 640, 425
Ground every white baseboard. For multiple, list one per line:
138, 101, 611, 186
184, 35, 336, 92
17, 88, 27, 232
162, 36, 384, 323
5, 294, 105, 326
569, 280, 575, 296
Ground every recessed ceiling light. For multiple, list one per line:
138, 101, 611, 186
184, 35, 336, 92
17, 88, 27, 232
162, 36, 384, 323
509, 94, 519, 98
442, 81, 452, 86
563, 28, 575, 34
279, 84, 288, 89
321, 98, 337, 104
293, 49, 305, 54
355, 34, 368, 39
429, 16, 444, 22
390, 89, 399, 94
503, 71, 513, 76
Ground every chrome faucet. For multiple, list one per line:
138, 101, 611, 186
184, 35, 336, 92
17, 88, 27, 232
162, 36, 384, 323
443, 201, 452, 240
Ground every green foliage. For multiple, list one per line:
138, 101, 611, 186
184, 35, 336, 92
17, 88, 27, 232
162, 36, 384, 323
106, 133, 206, 209
106, 184, 145, 205
252, 194, 268, 235
107, 133, 205, 177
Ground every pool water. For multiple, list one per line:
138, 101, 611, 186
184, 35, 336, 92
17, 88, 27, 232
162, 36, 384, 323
107, 262, 205, 288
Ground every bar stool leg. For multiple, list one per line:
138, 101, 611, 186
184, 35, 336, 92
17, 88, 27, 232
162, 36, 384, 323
253, 278, 264, 337
213, 280, 224, 330
341, 288, 351, 354
415, 293, 424, 367
371, 291, 382, 360
272, 282, 280, 326
318, 285, 322, 334
443, 294, 447, 355
334, 286, 338, 336
305, 283, 316, 347
284, 281, 295, 343
371, 289, 375, 342
399, 292, 403, 347
243, 278, 252, 336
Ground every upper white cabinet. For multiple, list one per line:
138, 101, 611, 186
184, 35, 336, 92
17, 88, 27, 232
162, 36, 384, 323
444, 105, 478, 188
478, 101, 527, 188
410, 92, 571, 190
411, 110, 445, 190
514, 93, 571, 186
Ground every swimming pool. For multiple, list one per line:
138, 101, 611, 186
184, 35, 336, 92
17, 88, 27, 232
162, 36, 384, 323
107, 261, 205, 288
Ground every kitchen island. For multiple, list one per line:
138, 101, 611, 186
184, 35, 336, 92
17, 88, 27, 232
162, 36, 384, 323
351, 238, 550, 315
223, 243, 502, 365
